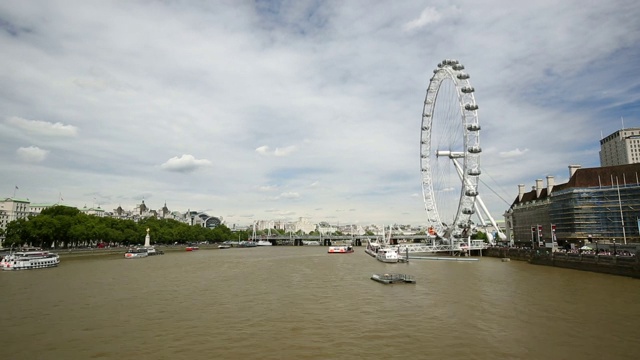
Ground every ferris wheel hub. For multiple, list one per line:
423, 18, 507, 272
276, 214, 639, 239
435, 150, 465, 159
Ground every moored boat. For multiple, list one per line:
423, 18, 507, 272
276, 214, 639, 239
256, 240, 272, 246
124, 248, 148, 258
376, 247, 399, 263
364, 239, 381, 257
143, 247, 164, 255
1, 250, 60, 270
185, 245, 200, 251
218, 244, 231, 249
328, 245, 354, 254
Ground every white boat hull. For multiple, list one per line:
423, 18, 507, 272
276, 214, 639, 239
328, 246, 354, 254
1, 251, 60, 271
124, 249, 148, 258
376, 248, 399, 263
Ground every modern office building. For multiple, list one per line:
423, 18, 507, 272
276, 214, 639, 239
600, 127, 640, 166
504, 163, 640, 247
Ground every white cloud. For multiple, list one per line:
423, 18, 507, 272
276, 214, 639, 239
274, 145, 297, 157
160, 155, 212, 173
280, 192, 300, 199
255, 146, 270, 155
500, 148, 530, 158
16, 146, 50, 162
6, 117, 78, 137
403, 7, 442, 31
256, 145, 297, 157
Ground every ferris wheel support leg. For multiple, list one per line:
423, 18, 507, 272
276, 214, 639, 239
473, 202, 488, 226
475, 194, 504, 244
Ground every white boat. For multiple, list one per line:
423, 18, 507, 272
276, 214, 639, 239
256, 240, 272, 246
302, 240, 320, 246
142, 247, 164, 255
1, 250, 60, 270
364, 239, 381, 257
376, 247, 399, 263
218, 244, 231, 249
124, 248, 148, 258
328, 245, 354, 254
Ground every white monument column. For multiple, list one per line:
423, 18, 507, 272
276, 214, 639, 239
144, 228, 151, 247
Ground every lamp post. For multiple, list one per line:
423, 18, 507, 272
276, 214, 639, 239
613, 239, 617, 256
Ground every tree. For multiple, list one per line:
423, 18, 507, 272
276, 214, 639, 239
472, 231, 488, 241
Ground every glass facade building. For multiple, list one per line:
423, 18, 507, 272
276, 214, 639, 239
506, 164, 640, 246
549, 184, 640, 244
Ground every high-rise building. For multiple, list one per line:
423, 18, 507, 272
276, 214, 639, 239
600, 127, 640, 166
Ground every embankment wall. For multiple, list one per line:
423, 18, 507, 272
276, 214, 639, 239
484, 247, 640, 279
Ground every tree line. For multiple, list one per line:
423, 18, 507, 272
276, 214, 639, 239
1, 205, 240, 249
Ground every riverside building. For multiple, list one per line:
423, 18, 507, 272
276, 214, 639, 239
504, 163, 640, 247
0, 198, 30, 246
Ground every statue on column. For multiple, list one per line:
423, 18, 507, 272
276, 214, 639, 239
144, 228, 151, 247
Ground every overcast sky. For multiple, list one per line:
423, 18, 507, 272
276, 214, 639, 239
1, 0, 639, 228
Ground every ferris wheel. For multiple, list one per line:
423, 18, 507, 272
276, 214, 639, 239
420, 59, 482, 240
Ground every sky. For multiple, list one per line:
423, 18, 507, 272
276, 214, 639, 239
1, 0, 640, 228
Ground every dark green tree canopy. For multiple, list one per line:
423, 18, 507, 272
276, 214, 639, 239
3, 205, 236, 249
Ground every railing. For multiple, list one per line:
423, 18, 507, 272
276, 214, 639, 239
396, 242, 487, 254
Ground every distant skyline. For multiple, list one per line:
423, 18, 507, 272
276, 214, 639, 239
1, 1, 639, 227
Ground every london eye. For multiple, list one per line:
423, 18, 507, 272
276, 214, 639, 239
420, 59, 488, 242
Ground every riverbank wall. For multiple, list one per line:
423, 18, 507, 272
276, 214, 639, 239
57, 245, 218, 259
484, 247, 640, 279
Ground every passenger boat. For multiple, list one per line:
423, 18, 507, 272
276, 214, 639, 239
328, 245, 354, 254
143, 247, 164, 255
1, 250, 60, 270
185, 245, 200, 251
376, 247, 399, 263
364, 239, 381, 257
371, 273, 416, 284
256, 240, 272, 246
124, 248, 148, 258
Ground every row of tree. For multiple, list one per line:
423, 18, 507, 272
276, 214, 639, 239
1, 205, 240, 249
0, 205, 489, 249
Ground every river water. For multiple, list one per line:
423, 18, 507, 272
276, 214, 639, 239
1, 247, 638, 359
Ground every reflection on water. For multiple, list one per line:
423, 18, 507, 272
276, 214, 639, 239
1, 247, 638, 360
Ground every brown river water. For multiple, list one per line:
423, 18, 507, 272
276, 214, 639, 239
1, 246, 638, 360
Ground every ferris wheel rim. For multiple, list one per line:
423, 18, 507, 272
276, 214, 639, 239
420, 59, 481, 239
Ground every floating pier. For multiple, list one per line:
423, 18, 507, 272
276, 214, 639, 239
409, 256, 479, 262
371, 273, 416, 284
